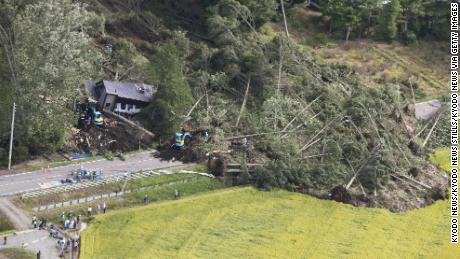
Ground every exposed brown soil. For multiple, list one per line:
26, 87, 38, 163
67, 118, 154, 153
337, 163, 449, 212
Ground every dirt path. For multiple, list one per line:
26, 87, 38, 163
0, 198, 30, 230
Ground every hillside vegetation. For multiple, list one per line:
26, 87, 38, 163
81, 187, 459, 259
0, 0, 449, 210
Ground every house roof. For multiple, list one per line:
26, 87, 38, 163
98, 80, 156, 103
84, 80, 97, 102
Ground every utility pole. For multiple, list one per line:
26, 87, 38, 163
8, 102, 16, 171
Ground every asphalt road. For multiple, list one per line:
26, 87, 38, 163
0, 151, 181, 196
1, 229, 61, 259
415, 99, 442, 120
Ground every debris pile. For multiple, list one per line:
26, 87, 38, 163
155, 130, 209, 163
68, 119, 154, 153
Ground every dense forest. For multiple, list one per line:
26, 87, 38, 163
0, 0, 450, 209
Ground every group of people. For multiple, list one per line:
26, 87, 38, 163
51, 218, 80, 256
60, 212, 80, 230
31, 215, 46, 229
87, 202, 107, 217
54, 229, 79, 256
143, 190, 181, 205
70, 166, 103, 182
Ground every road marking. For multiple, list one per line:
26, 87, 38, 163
0, 159, 156, 188
2, 155, 180, 197
39, 183, 51, 188
0, 150, 154, 179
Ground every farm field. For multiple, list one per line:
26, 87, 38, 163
315, 41, 448, 100
81, 187, 458, 259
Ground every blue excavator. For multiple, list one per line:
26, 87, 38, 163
174, 130, 192, 149
89, 106, 104, 126
173, 128, 210, 149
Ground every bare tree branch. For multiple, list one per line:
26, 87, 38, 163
235, 77, 251, 128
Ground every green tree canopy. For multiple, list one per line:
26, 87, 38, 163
378, 0, 401, 41
148, 42, 194, 140
0, 0, 97, 160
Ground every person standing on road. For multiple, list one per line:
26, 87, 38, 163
60, 212, 65, 225
36, 250, 41, 259
87, 206, 92, 217
32, 215, 37, 227
3, 236, 6, 245
103, 202, 107, 213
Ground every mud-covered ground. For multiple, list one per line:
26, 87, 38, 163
68, 118, 154, 153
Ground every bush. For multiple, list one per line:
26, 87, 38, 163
104, 151, 114, 161
0, 210, 14, 232
306, 33, 336, 48
401, 30, 417, 45
117, 153, 126, 161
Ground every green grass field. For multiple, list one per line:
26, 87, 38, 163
81, 187, 458, 259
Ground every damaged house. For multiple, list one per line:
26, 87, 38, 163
85, 80, 156, 115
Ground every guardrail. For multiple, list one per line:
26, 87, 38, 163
32, 176, 203, 212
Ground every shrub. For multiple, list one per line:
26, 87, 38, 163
401, 30, 417, 45
117, 153, 126, 161
104, 151, 114, 161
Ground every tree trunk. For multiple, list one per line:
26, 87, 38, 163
235, 77, 251, 128
280, 0, 289, 38
345, 26, 352, 44
274, 40, 283, 130
0, 25, 18, 86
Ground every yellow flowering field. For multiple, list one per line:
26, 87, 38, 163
430, 147, 451, 172
81, 187, 458, 259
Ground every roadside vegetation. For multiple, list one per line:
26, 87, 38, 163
0, 248, 35, 259
31, 175, 226, 222
81, 187, 459, 259
0, 210, 15, 233
15, 165, 206, 210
